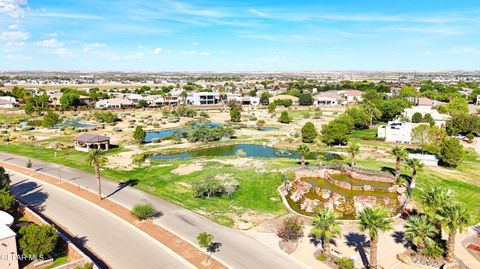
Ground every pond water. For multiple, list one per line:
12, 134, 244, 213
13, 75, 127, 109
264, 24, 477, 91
259, 126, 279, 131
144, 122, 223, 142
286, 176, 400, 219
55, 118, 96, 129
150, 143, 341, 161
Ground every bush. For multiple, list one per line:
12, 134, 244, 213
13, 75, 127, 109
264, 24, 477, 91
192, 174, 239, 198
131, 203, 157, 220
279, 111, 291, 124
301, 122, 317, 143
316, 254, 327, 261
0, 189, 14, 211
199, 111, 210, 118
412, 112, 423, 123
276, 216, 304, 241
230, 107, 241, 122
74, 263, 93, 269
187, 125, 234, 143
19, 224, 58, 258
93, 111, 119, 123
335, 257, 354, 269
440, 137, 464, 167
133, 125, 146, 144
27, 159, 32, 168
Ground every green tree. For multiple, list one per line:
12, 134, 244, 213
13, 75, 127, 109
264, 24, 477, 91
404, 215, 436, 251
439, 203, 472, 262
267, 102, 276, 113
347, 107, 370, 129
423, 113, 435, 126
278, 111, 291, 124
42, 110, 61, 128
347, 143, 360, 167
412, 112, 423, 123
0, 167, 11, 189
297, 144, 310, 166
86, 149, 106, 199
438, 96, 469, 115
420, 187, 454, 231
298, 93, 313, 106
439, 137, 464, 167
391, 146, 407, 179
311, 208, 341, 256
230, 107, 241, 122
321, 122, 350, 145
197, 232, 214, 263
301, 122, 317, 143
0, 188, 14, 211
260, 92, 272, 105
358, 206, 393, 269
19, 224, 58, 258
256, 120, 266, 130
24, 100, 35, 115
400, 86, 419, 97
60, 92, 80, 110
133, 125, 146, 144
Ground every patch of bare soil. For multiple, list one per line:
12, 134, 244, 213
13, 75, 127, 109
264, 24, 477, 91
279, 240, 298, 254
171, 162, 204, 175
217, 158, 267, 173
225, 209, 278, 230
251, 214, 292, 233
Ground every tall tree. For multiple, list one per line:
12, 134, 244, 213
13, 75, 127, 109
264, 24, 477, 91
297, 144, 310, 166
230, 107, 241, 122
311, 208, 342, 256
358, 206, 393, 269
391, 146, 407, 179
197, 232, 214, 263
133, 125, 146, 144
406, 158, 423, 189
420, 187, 455, 234
439, 203, 472, 262
404, 215, 436, 252
301, 122, 317, 143
347, 143, 360, 167
86, 149, 106, 199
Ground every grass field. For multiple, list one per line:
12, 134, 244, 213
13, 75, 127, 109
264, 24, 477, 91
0, 143, 289, 227
0, 113, 30, 124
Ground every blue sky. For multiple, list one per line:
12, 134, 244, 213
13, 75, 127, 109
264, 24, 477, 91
1, 0, 480, 71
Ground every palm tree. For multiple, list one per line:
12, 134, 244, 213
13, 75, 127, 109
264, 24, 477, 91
404, 215, 436, 252
311, 208, 342, 256
406, 158, 423, 189
391, 146, 407, 179
347, 143, 360, 167
297, 144, 310, 167
358, 206, 393, 269
420, 187, 455, 232
86, 149, 107, 199
439, 203, 472, 262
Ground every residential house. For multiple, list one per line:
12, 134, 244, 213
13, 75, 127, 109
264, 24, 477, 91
95, 98, 135, 109
377, 120, 414, 143
0, 211, 18, 269
74, 133, 110, 152
186, 92, 221, 105
313, 91, 343, 106
78, 95, 94, 106
402, 106, 451, 126
0, 97, 17, 109
226, 94, 260, 106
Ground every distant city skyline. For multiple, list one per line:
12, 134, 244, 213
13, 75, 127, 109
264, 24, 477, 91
1, 0, 480, 71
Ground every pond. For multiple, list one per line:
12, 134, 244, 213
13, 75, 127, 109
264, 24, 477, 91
144, 122, 223, 142
150, 143, 342, 161
285, 175, 400, 219
55, 118, 96, 129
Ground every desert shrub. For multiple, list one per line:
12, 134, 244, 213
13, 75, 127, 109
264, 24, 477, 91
74, 263, 93, 269
276, 216, 304, 241
192, 174, 239, 198
187, 125, 234, 143
316, 254, 327, 261
335, 257, 354, 269
199, 111, 209, 118
131, 203, 157, 220
93, 111, 119, 123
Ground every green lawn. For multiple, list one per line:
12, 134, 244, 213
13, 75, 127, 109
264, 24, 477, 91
355, 150, 480, 221
349, 127, 380, 140
0, 113, 30, 124
44, 255, 69, 269
0, 143, 289, 227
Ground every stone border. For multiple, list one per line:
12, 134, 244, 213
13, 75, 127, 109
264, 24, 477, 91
277, 185, 401, 223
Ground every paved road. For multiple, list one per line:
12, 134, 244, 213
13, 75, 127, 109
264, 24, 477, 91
9, 171, 191, 269
1, 152, 309, 269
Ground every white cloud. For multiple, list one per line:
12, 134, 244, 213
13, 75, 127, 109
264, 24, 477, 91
0, 0, 27, 18
31, 10, 102, 20
249, 9, 268, 18
153, 47, 162, 54
35, 38, 61, 47
125, 52, 144, 59
6, 53, 30, 60
181, 50, 210, 56
82, 42, 107, 53
0, 30, 29, 41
